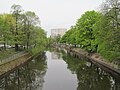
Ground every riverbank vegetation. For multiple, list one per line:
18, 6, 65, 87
0, 49, 18, 60
0, 4, 47, 54
59, 0, 120, 61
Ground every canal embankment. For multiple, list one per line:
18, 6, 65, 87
55, 44, 120, 77
0, 46, 46, 78
0, 52, 33, 78
0, 49, 18, 62
0, 51, 27, 65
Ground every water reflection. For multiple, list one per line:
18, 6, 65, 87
0, 52, 47, 90
51, 52, 62, 60
1, 49, 120, 90
42, 51, 77, 90
62, 51, 120, 90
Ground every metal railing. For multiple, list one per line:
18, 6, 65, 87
0, 51, 28, 64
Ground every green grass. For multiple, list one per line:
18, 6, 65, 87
99, 50, 120, 62
0, 49, 18, 60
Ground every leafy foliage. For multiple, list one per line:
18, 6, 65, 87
0, 4, 47, 52
61, 11, 101, 51
61, 5, 120, 61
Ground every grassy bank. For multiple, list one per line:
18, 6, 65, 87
0, 49, 18, 60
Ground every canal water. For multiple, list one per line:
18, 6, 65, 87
0, 49, 120, 90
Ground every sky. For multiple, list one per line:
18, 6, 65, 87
0, 0, 103, 36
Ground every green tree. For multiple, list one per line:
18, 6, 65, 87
24, 11, 40, 49
55, 34, 61, 43
34, 26, 47, 47
93, 0, 120, 60
0, 14, 15, 50
60, 27, 76, 45
11, 4, 23, 51
76, 11, 101, 52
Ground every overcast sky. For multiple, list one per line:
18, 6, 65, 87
0, 0, 103, 36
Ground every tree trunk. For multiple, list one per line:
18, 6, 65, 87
15, 14, 19, 51
27, 41, 29, 49
3, 43, 6, 50
15, 43, 19, 51
26, 22, 30, 49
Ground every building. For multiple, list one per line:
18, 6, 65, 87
51, 28, 67, 38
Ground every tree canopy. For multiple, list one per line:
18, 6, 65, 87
60, 0, 120, 61
0, 4, 47, 51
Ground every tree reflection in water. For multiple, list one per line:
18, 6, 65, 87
62, 51, 120, 90
1, 49, 120, 90
0, 52, 47, 90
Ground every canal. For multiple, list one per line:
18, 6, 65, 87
0, 49, 120, 90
